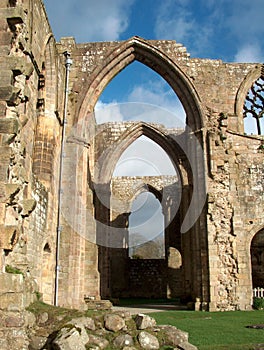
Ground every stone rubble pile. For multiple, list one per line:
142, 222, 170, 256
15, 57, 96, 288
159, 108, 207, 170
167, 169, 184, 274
28, 311, 198, 350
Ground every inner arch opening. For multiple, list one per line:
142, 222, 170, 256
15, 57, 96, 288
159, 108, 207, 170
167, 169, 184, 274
95, 61, 186, 127
114, 135, 177, 177
129, 191, 165, 259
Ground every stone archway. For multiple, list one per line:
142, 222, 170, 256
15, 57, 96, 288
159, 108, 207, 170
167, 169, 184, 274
93, 119, 207, 304
63, 37, 208, 308
235, 64, 264, 134
76, 36, 204, 132
251, 228, 264, 288
108, 175, 182, 300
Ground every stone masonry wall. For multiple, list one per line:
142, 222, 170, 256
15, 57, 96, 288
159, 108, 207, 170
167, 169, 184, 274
59, 30, 263, 309
0, 0, 64, 312
0, 0, 263, 320
128, 259, 167, 298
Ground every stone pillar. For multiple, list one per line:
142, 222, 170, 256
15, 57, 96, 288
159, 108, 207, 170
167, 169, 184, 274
109, 211, 130, 298
95, 183, 111, 299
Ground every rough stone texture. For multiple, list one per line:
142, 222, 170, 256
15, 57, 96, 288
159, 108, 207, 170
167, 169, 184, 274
177, 342, 198, 350
104, 313, 126, 332
0, 6, 262, 347
67, 316, 96, 331
138, 331, 160, 349
52, 326, 89, 350
25, 310, 198, 350
0, 273, 37, 349
134, 314, 157, 330
113, 334, 134, 348
87, 334, 109, 349
159, 325, 189, 346
28, 335, 47, 350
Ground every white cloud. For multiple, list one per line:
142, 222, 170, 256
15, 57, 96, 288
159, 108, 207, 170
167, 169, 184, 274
95, 101, 124, 123
154, 1, 195, 43
154, 0, 264, 62
129, 192, 164, 243
226, 0, 264, 41
44, 0, 134, 42
95, 81, 186, 127
113, 136, 176, 176
154, 0, 213, 57
127, 82, 186, 127
234, 44, 263, 63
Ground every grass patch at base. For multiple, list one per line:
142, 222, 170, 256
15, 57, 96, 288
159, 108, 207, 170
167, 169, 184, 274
150, 310, 264, 350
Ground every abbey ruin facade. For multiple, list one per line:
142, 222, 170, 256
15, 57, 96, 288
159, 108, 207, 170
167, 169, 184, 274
0, 1, 264, 334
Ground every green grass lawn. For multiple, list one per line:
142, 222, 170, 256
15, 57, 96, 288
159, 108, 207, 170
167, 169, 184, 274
150, 310, 264, 350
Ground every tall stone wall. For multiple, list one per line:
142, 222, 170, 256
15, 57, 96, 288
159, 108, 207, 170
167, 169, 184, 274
0, 0, 64, 312
0, 0, 263, 321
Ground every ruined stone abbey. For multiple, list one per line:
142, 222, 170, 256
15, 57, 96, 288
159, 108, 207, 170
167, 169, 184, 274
0, 0, 264, 335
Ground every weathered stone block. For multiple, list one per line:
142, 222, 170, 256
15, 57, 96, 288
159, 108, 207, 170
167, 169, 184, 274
4, 183, 20, 203
52, 326, 89, 350
0, 225, 19, 250
0, 273, 24, 293
6, 57, 34, 77
134, 314, 156, 330
159, 325, 189, 346
0, 293, 24, 311
104, 313, 125, 332
138, 331, 159, 350
113, 334, 134, 348
19, 198, 36, 217
5, 314, 24, 327
0, 86, 20, 103
0, 6, 25, 25
0, 1, 9, 8
0, 31, 12, 45
0, 117, 18, 134
0, 183, 5, 202
0, 70, 13, 86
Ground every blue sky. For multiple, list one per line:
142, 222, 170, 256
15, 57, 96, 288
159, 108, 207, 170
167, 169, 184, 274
43, 0, 263, 244
42, 0, 264, 173
44, 0, 264, 62
43, 0, 264, 130
43, 0, 264, 174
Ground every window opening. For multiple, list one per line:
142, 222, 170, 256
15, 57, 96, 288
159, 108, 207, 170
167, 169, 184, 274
243, 76, 264, 135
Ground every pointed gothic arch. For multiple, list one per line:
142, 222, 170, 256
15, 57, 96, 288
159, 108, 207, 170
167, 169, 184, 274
250, 228, 264, 288
235, 64, 264, 134
96, 122, 188, 186
129, 182, 163, 204
76, 36, 204, 131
